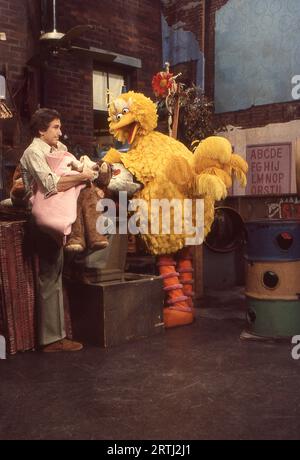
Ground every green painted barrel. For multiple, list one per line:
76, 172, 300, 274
246, 297, 300, 338
245, 219, 300, 338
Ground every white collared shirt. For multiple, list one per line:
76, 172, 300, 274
20, 137, 67, 198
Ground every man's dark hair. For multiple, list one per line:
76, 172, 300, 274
30, 108, 61, 137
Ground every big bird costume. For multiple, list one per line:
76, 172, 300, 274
103, 91, 248, 328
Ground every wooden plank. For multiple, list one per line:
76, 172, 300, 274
193, 244, 203, 304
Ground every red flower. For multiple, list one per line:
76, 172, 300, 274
152, 71, 174, 98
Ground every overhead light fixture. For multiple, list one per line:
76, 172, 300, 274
40, 0, 65, 40
0, 32, 7, 41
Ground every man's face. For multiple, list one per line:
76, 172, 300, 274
39, 118, 62, 147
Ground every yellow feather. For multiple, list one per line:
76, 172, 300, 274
193, 136, 232, 167
102, 148, 122, 164
195, 173, 228, 201
230, 154, 248, 187
198, 167, 232, 189
234, 169, 247, 187
230, 153, 248, 173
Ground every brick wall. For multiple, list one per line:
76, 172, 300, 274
162, 0, 204, 49
1, 0, 300, 151
0, 0, 162, 154
161, 0, 205, 84
43, 0, 162, 152
43, 54, 94, 150
0, 0, 41, 196
206, 0, 300, 129
0, 0, 39, 96
0, 0, 40, 130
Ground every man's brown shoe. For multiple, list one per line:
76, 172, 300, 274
42, 338, 83, 353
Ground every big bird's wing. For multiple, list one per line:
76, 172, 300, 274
102, 148, 122, 164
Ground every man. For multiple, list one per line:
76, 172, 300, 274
20, 108, 95, 352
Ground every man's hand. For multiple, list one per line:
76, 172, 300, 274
67, 159, 83, 172
82, 166, 98, 182
57, 167, 97, 192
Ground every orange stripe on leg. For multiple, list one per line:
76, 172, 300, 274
157, 255, 193, 328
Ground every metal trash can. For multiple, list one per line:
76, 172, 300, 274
245, 219, 300, 338
204, 207, 246, 289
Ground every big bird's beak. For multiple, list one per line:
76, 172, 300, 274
113, 112, 139, 144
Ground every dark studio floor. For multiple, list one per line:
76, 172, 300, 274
0, 287, 300, 441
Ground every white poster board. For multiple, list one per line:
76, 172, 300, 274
219, 120, 299, 196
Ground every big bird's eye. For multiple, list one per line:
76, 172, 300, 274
122, 108, 129, 114
116, 113, 123, 121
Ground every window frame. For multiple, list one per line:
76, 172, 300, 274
93, 65, 131, 140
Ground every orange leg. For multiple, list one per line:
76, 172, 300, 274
157, 255, 194, 328
177, 247, 195, 315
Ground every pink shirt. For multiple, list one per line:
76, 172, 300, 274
30, 149, 85, 244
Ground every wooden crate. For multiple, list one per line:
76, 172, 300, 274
0, 218, 73, 354
64, 273, 164, 348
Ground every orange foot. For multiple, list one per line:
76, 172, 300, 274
163, 308, 194, 329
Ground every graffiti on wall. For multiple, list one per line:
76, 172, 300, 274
267, 197, 300, 219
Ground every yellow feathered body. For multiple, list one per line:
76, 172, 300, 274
121, 131, 195, 254
104, 92, 248, 255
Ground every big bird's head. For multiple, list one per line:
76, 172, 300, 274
108, 91, 158, 145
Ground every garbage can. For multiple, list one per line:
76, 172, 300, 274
204, 207, 245, 289
245, 219, 300, 338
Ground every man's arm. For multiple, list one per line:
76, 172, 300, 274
57, 168, 95, 192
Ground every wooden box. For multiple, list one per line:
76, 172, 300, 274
64, 273, 164, 347
64, 233, 128, 284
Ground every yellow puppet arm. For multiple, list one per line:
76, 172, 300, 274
102, 148, 122, 164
